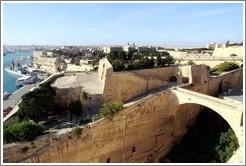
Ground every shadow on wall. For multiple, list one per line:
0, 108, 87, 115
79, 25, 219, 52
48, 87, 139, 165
159, 106, 239, 163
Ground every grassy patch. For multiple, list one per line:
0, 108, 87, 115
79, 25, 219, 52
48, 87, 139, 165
210, 70, 223, 76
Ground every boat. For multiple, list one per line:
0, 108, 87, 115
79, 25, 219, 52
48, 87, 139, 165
4, 59, 30, 77
3, 65, 28, 77
15, 75, 37, 87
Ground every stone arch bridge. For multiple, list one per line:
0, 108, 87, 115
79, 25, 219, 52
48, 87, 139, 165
170, 87, 243, 146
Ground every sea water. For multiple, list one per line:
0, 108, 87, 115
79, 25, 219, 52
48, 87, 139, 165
3, 51, 32, 93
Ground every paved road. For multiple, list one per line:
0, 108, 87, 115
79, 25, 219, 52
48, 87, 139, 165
3, 84, 37, 110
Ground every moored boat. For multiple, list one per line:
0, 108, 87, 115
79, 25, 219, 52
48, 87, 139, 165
3, 66, 27, 77
15, 75, 37, 87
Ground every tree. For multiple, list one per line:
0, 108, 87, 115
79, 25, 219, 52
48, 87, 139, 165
118, 50, 127, 60
160, 51, 170, 57
107, 51, 118, 61
163, 54, 175, 66
131, 53, 142, 61
215, 129, 239, 162
149, 56, 155, 68
155, 54, 164, 67
18, 83, 59, 122
111, 59, 125, 71
127, 50, 134, 60
68, 100, 82, 118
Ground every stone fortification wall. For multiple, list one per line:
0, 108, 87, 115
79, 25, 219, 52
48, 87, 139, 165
130, 67, 178, 82
39, 72, 64, 85
53, 87, 82, 108
80, 92, 103, 119
212, 46, 243, 58
208, 67, 243, 96
3, 65, 243, 163
179, 67, 243, 97
98, 58, 172, 102
178, 60, 243, 68
175, 65, 211, 95
190, 65, 210, 85
101, 59, 198, 102
53, 87, 103, 118
3, 89, 201, 163
98, 58, 113, 81
32, 57, 58, 74
66, 64, 93, 72
103, 71, 168, 102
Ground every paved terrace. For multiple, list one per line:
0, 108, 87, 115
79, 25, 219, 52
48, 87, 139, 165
51, 72, 104, 94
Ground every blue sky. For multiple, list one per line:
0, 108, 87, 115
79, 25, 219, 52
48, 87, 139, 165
2, 2, 244, 47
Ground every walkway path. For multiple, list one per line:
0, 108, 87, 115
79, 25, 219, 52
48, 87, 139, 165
3, 84, 37, 110
124, 82, 177, 107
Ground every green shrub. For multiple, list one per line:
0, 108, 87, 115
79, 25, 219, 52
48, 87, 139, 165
71, 127, 82, 136
3, 121, 44, 144
215, 129, 239, 162
217, 62, 239, 72
100, 101, 124, 119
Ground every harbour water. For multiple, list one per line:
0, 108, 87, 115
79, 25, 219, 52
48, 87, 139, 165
3, 51, 32, 93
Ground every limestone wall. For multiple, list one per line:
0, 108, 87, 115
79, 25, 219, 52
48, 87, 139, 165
179, 67, 243, 97
177, 66, 192, 83
103, 71, 168, 102
53, 87, 82, 108
103, 72, 147, 102
66, 64, 93, 72
191, 65, 210, 85
32, 57, 58, 74
130, 67, 178, 82
212, 46, 243, 58
208, 67, 243, 96
3, 89, 201, 163
98, 58, 113, 81
178, 60, 243, 68
53, 87, 103, 117
80, 93, 103, 119
101, 60, 208, 102
3, 65, 243, 163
